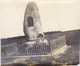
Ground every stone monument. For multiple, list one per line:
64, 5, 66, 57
21, 2, 69, 56
23, 2, 44, 41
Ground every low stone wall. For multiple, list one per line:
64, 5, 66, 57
50, 36, 66, 53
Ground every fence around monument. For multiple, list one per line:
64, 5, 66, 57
25, 35, 66, 55
26, 43, 51, 55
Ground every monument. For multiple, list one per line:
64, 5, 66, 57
21, 2, 68, 56
23, 2, 44, 41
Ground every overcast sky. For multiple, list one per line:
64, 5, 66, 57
0, 0, 80, 38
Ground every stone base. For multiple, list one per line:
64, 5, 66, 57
51, 45, 71, 57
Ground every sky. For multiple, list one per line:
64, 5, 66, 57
0, 0, 80, 38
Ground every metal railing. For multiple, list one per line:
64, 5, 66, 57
25, 43, 51, 55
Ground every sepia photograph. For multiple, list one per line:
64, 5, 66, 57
0, 0, 80, 66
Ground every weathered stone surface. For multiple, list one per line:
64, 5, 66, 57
23, 2, 44, 41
